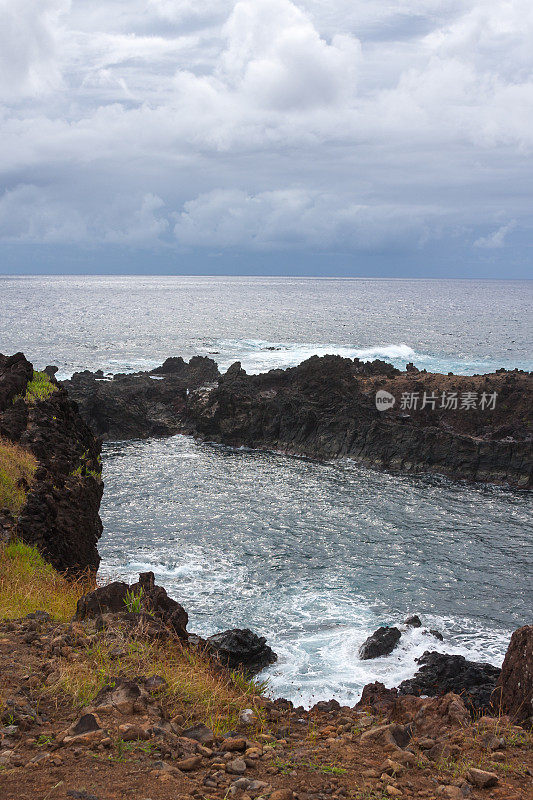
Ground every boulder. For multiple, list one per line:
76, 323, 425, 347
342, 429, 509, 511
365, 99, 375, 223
404, 615, 422, 628
75, 572, 188, 640
493, 625, 533, 725
359, 627, 402, 660
398, 651, 501, 713
356, 681, 398, 713
75, 582, 130, 618
206, 628, 277, 676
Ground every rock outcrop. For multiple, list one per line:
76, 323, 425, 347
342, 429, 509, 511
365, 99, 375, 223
493, 625, 533, 725
359, 627, 402, 660
187, 356, 532, 488
62, 356, 219, 440
75, 571, 189, 640
0, 352, 103, 574
398, 651, 501, 713
205, 628, 278, 677
61, 354, 532, 486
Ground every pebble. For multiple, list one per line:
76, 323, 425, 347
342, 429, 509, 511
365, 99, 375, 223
465, 768, 498, 788
227, 757, 247, 775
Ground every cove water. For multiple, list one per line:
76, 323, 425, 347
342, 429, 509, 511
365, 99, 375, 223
1, 276, 532, 706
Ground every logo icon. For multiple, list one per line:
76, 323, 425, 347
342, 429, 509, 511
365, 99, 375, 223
375, 390, 395, 411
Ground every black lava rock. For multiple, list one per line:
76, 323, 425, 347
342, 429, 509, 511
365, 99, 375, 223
359, 626, 402, 659
398, 651, 501, 713
206, 628, 277, 676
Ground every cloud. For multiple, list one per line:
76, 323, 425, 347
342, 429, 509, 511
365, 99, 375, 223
174, 188, 438, 250
0, 0, 68, 101
0, 0, 531, 270
219, 0, 361, 110
474, 220, 517, 249
0, 184, 168, 245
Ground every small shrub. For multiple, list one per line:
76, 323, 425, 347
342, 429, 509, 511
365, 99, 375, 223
0, 438, 37, 514
22, 371, 58, 404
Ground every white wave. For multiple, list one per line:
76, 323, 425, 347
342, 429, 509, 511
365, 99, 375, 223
260, 605, 510, 708
209, 339, 419, 374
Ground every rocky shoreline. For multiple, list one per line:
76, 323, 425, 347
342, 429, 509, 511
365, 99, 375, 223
63, 354, 532, 488
1, 350, 532, 798
0, 582, 531, 800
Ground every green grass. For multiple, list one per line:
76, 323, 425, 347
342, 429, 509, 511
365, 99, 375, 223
21, 370, 58, 404
0, 438, 37, 515
124, 586, 144, 613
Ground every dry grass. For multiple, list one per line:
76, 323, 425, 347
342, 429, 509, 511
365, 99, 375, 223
51, 631, 268, 735
0, 438, 37, 515
0, 540, 91, 621
0, 541, 267, 733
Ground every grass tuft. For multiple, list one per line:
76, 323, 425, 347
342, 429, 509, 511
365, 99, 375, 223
0, 438, 37, 515
21, 370, 58, 404
0, 541, 91, 621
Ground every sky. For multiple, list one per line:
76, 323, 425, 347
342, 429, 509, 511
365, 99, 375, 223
0, 0, 532, 277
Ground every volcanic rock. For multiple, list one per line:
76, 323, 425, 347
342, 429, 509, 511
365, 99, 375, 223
62, 356, 219, 440
76, 572, 189, 639
493, 625, 533, 725
398, 651, 501, 713
206, 628, 277, 676
359, 627, 402, 659
186, 355, 533, 488
0, 352, 103, 574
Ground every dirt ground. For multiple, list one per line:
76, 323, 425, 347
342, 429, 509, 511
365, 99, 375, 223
0, 617, 531, 800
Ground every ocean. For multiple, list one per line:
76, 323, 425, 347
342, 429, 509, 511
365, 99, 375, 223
1, 275, 532, 705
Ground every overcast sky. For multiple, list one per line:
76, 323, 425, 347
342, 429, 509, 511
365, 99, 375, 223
0, 0, 532, 276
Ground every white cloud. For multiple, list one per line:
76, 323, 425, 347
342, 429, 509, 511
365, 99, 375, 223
0, 0, 531, 262
0, 0, 68, 101
474, 220, 517, 249
174, 188, 439, 250
219, 0, 361, 110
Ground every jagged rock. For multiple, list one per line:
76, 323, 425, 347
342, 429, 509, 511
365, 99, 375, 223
493, 625, 533, 725
398, 651, 501, 713
404, 615, 422, 627
359, 627, 402, 659
75, 582, 130, 618
75, 572, 188, 639
62, 356, 220, 440
70, 714, 101, 736
356, 682, 398, 713
58, 352, 533, 486
206, 628, 277, 676
94, 679, 144, 715
311, 699, 341, 713
181, 723, 215, 745
186, 355, 533, 488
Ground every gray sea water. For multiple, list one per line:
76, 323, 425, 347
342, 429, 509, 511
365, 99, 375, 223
1, 275, 532, 705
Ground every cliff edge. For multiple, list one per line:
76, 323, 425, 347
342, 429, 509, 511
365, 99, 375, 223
0, 352, 103, 574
